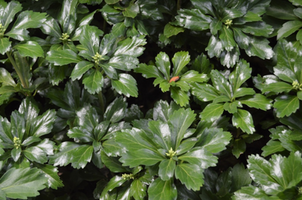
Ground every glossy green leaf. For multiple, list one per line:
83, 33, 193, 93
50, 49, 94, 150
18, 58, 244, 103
200, 103, 224, 122
169, 108, 196, 149
277, 20, 302, 40
159, 159, 176, 181
148, 121, 171, 150
211, 70, 232, 97
240, 94, 272, 111
232, 139, 246, 158
35, 164, 64, 189
0, 167, 47, 199
111, 73, 138, 97
30, 109, 56, 137
23, 146, 47, 164
105, 0, 119, 4
82, 69, 104, 94
135, 63, 162, 79
219, 27, 236, 51
0, 38, 11, 55
261, 140, 285, 157
172, 51, 190, 76
233, 28, 274, 60
101, 151, 129, 173
155, 52, 170, 80
148, 179, 177, 200
130, 179, 147, 200
104, 97, 127, 123
70, 61, 94, 80
178, 147, 217, 169
170, 87, 189, 107
248, 151, 302, 195
233, 186, 277, 200
11, 10, 46, 30
0, 1, 22, 28
197, 127, 232, 154
229, 60, 251, 90
232, 109, 255, 134
164, 23, 185, 38
274, 95, 299, 118
49, 142, 93, 169
14, 41, 44, 59
175, 163, 204, 191
46, 49, 82, 65
176, 9, 211, 31
192, 83, 219, 102
100, 175, 126, 199
0, 68, 15, 86
116, 129, 163, 167
123, 2, 139, 18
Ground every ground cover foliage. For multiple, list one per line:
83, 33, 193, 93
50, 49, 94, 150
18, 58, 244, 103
1, 0, 302, 199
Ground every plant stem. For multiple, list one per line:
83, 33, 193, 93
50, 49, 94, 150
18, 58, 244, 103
6, 51, 28, 88
177, 0, 181, 10
98, 91, 105, 117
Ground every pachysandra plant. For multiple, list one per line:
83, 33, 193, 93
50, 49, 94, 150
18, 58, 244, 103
46, 23, 146, 97
101, 0, 166, 37
192, 59, 272, 134
111, 100, 231, 200
49, 97, 132, 169
233, 151, 302, 199
3, 0, 302, 199
175, 0, 274, 67
135, 51, 208, 107
255, 39, 302, 118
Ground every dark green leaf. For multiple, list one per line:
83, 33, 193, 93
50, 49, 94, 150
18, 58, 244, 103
116, 129, 163, 167
277, 20, 302, 40
178, 147, 217, 169
123, 2, 139, 18
176, 9, 211, 31
169, 108, 196, 149
164, 23, 185, 38
30, 109, 56, 137
111, 73, 138, 97
82, 69, 104, 94
175, 163, 204, 191
159, 159, 176, 181
23, 146, 47, 163
148, 121, 172, 150
232, 139, 246, 158
0, 38, 11, 55
130, 179, 147, 200
240, 94, 272, 111
46, 49, 82, 65
135, 63, 162, 79
248, 152, 302, 195
233, 186, 275, 200
35, 164, 64, 189
100, 176, 126, 199
11, 10, 46, 30
261, 140, 285, 157
192, 83, 220, 102
197, 127, 232, 154
231, 163, 252, 191
155, 52, 170, 80
219, 27, 236, 51
70, 61, 94, 80
170, 87, 189, 107
14, 41, 44, 59
0, 68, 15, 86
232, 109, 255, 134
148, 179, 177, 200
274, 95, 299, 118
200, 103, 224, 122
0, 167, 47, 199
172, 51, 190, 76
229, 60, 251, 90
1, 1, 22, 29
